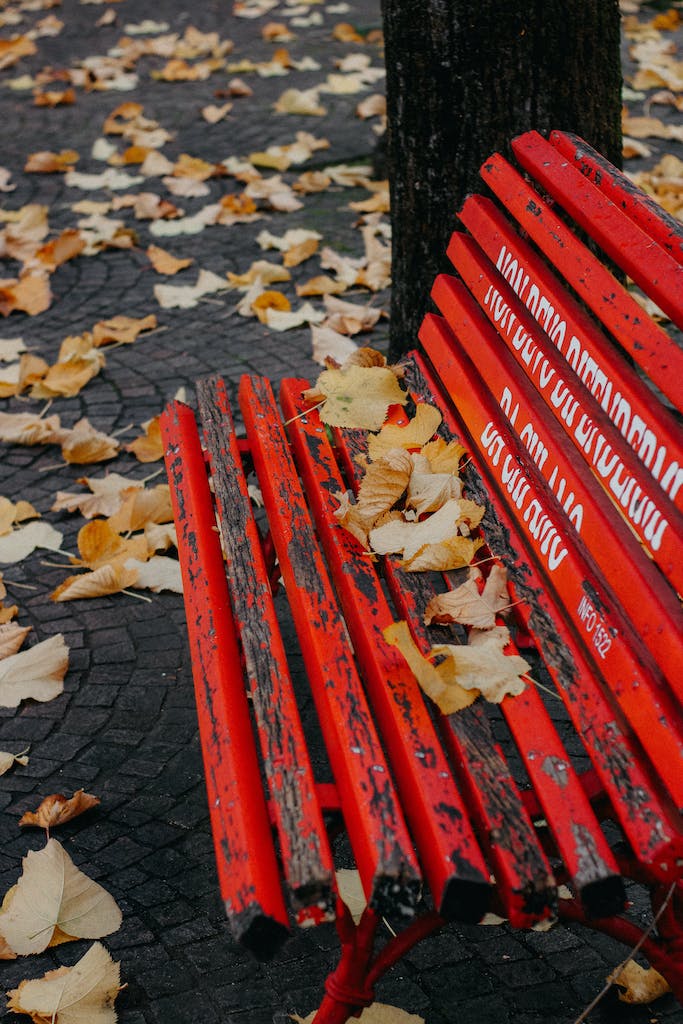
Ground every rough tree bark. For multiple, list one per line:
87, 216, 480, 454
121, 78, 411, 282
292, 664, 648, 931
381, 0, 622, 358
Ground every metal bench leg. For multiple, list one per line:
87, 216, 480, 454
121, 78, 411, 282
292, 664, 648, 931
314, 904, 445, 1023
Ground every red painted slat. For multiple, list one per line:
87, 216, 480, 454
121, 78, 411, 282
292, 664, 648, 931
196, 377, 335, 927
160, 401, 290, 956
447, 232, 683, 596
238, 375, 422, 916
432, 270, 683, 694
510, 131, 683, 329
457, 195, 683, 515
279, 378, 491, 925
417, 317, 683, 863
549, 130, 683, 265
480, 153, 683, 411
329, 419, 558, 927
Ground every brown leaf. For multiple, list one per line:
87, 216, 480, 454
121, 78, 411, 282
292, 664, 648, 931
33, 87, 76, 107
106, 483, 173, 532
73, 519, 148, 570
125, 415, 164, 462
425, 564, 509, 629
34, 229, 86, 270
335, 448, 412, 547
6, 942, 123, 1022
51, 563, 139, 602
24, 150, 79, 173
19, 790, 100, 830
383, 620, 476, 716
60, 419, 120, 464
613, 961, 672, 1004
0, 272, 52, 317
367, 404, 442, 462
402, 534, 482, 572
0, 36, 37, 71
308, 363, 407, 431
91, 313, 157, 346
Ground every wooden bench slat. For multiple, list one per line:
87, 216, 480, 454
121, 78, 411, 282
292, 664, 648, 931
549, 130, 683, 265
160, 401, 290, 957
196, 376, 335, 925
327, 417, 561, 926
386, 378, 627, 920
481, 153, 683, 411
511, 131, 683, 330
238, 375, 422, 917
447, 232, 683, 596
419, 299, 683, 811
279, 379, 492, 924
431, 271, 683, 694
417, 318, 683, 878
457, 195, 683, 516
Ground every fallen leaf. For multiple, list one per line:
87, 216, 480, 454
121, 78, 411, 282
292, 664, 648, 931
369, 498, 480, 567
292, 1005, 424, 1024
0, 634, 68, 708
251, 289, 291, 323
0, 521, 63, 564
60, 419, 120, 464
274, 87, 327, 116
0, 271, 52, 317
125, 415, 164, 462
263, 301, 326, 331
613, 960, 672, 1004
19, 790, 100, 830
52, 473, 141, 519
125, 555, 183, 593
401, 534, 483, 573
154, 268, 229, 308
51, 563, 139, 602
420, 437, 466, 475
73, 519, 148, 571
0, 747, 29, 776
297, 274, 347, 297
335, 448, 412, 547
0, 622, 32, 659
335, 868, 366, 924
201, 102, 233, 123
0, 496, 39, 535
383, 619, 478, 715
34, 87, 76, 107
0, 411, 66, 446
0, 36, 37, 71
106, 483, 173, 532
405, 463, 462, 517
0, 337, 26, 362
425, 564, 510, 629
431, 625, 530, 704
308, 363, 407, 431
322, 294, 382, 334
367, 404, 442, 461
24, 149, 79, 173
6, 941, 122, 1023
92, 313, 157, 346
311, 324, 358, 365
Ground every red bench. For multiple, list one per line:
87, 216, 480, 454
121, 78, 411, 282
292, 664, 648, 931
160, 130, 683, 1022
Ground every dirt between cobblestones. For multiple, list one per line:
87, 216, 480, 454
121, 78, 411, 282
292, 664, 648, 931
0, 1, 681, 1023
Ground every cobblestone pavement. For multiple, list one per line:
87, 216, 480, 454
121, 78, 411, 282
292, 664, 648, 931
0, 2, 681, 1023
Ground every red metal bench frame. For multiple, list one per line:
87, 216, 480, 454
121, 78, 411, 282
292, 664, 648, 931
161, 131, 683, 1022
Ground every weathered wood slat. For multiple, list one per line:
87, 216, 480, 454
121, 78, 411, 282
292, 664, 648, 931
511, 131, 683, 329
447, 232, 683, 595
160, 401, 290, 956
416, 319, 683, 877
549, 130, 683, 265
196, 376, 335, 925
330, 413, 559, 927
431, 270, 683, 693
456, 195, 683, 515
238, 374, 422, 918
280, 378, 491, 924
481, 153, 683, 410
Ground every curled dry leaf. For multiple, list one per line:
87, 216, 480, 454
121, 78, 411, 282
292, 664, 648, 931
0, 521, 63, 564
383, 620, 479, 716
0, 747, 29, 777
19, 789, 100, 830
106, 483, 173, 532
432, 625, 530, 703
6, 941, 123, 1023
335, 448, 412, 548
0, 634, 68, 709
369, 498, 477, 564
73, 519, 149, 570
0, 496, 39, 535
292, 1006, 424, 1024
367, 404, 442, 462
92, 313, 157, 345
52, 473, 142, 519
125, 415, 164, 462
335, 868, 367, 925
124, 555, 183, 593
311, 324, 358, 366
24, 149, 79, 173
425, 564, 510, 629
51, 563, 139, 602
146, 244, 193, 275
306, 363, 407, 431
61, 419, 120, 464
0, 622, 31, 659
613, 960, 672, 1004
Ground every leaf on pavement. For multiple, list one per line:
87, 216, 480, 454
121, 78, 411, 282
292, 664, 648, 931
52, 473, 142, 519
0, 337, 26, 362
0, 496, 39, 535
613, 960, 672, 1004
19, 790, 100, 831
154, 268, 229, 308
0, 411, 66, 446
125, 415, 164, 462
306, 363, 407, 431
24, 150, 80, 173
0, 521, 63, 564
60, 419, 120, 464
274, 87, 327, 116
106, 483, 173, 532
92, 313, 157, 345
73, 519, 149, 570
311, 324, 358, 366
0, 634, 68, 708
124, 555, 183, 593
292, 1008, 424, 1024
6, 940, 123, 1023
0, 747, 29, 777
146, 244, 193, 274
0, 623, 32, 659
335, 868, 366, 925
262, 301, 326, 331
51, 563, 139, 602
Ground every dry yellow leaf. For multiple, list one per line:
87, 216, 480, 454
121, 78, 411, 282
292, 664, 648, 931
0, 496, 39, 535
0, 622, 31, 659
60, 419, 120, 464
284, 237, 319, 267
146, 244, 193, 275
296, 275, 347, 297
227, 260, 291, 288
335, 868, 367, 925
125, 415, 164, 462
0, 933, 16, 959
31, 353, 104, 399
309, 364, 407, 431
0, 521, 63, 564
0, 411, 66, 446
74, 519, 148, 570
425, 564, 509, 629
19, 790, 100, 830
7, 941, 123, 1023
274, 87, 327, 116
293, 1007, 423, 1024
0, 634, 68, 708
0, 271, 52, 317
173, 152, 221, 180
107, 483, 173, 532
335, 447, 412, 548
420, 437, 466, 475
0, 747, 29, 776
406, 464, 462, 517
369, 498, 469, 562
383, 620, 476, 716
613, 960, 672, 1004
34, 87, 76, 107
51, 563, 139, 602
92, 313, 157, 346
432, 625, 530, 703
402, 534, 482, 572
367, 404, 442, 461
252, 289, 291, 323
24, 149, 79, 173
124, 555, 182, 593
34, 228, 86, 269
0, 36, 37, 71
202, 102, 233, 123
52, 473, 141, 519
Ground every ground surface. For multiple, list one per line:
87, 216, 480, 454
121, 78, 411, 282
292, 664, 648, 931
0, 1, 681, 1023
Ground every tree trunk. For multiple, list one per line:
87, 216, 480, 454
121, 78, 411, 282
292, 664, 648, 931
381, 0, 622, 358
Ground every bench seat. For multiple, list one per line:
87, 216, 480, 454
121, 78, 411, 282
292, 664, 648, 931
161, 130, 683, 1022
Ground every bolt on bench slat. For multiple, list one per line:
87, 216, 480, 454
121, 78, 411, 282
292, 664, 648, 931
196, 375, 335, 927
